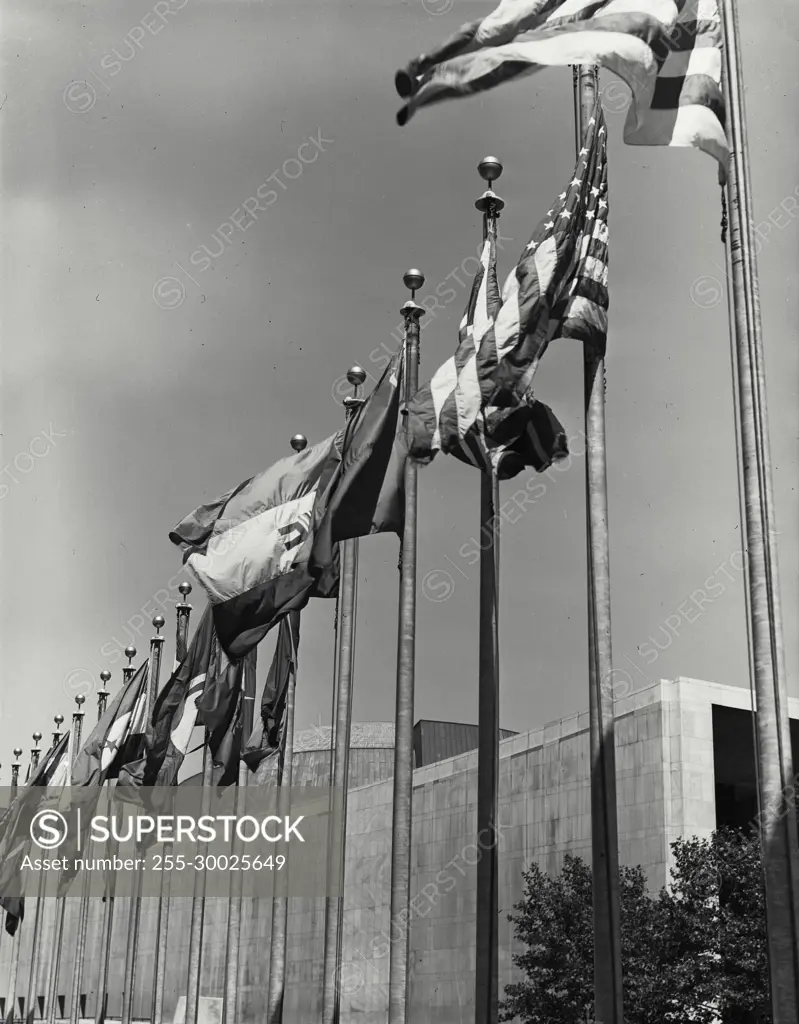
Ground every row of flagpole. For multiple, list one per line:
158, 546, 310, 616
3, 5, 799, 1022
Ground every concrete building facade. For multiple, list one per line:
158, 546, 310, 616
1, 677, 791, 1023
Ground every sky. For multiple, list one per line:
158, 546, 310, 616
1, 0, 798, 768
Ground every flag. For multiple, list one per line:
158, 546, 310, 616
406, 207, 568, 479
242, 611, 300, 772
171, 352, 405, 658
0, 733, 70, 933
71, 663, 148, 786
309, 351, 405, 571
396, 0, 728, 175
486, 98, 609, 404
127, 607, 217, 787
211, 647, 258, 785
170, 436, 340, 658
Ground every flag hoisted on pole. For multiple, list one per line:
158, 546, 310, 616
152, 581, 193, 1024
572, 67, 624, 1024
69, 671, 113, 1024
4, 737, 40, 1024
95, 647, 136, 1024
266, 602, 302, 1023
719, 1, 799, 1019
25, 721, 61, 1024
388, 271, 424, 1024
474, 158, 503, 1024
121, 618, 165, 1024
45, 695, 85, 1024
321, 367, 366, 1024
223, 630, 256, 1024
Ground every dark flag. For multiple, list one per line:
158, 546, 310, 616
242, 612, 300, 772
209, 647, 258, 786
310, 350, 405, 572
0, 733, 71, 933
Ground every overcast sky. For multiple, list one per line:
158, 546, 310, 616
2, 0, 798, 768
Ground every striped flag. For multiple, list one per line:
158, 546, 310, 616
406, 198, 568, 478
396, 0, 728, 175
486, 98, 609, 404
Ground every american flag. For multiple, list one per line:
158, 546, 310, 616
396, 0, 728, 176
406, 198, 569, 479
488, 96, 609, 405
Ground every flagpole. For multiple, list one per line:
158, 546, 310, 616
94, 647, 135, 1024
474, 158, 504, 1024
68, 673, 110, 1024
121, 619, 165, 1024
223, 628, 255, 1024
388, 270, 424, 1024
25, 724, 54, 1024
573, 64, 624, 1024
266, 437, 306, 1024
5, 744, 31, 1024
152, 584, 193, 1024
185, 730, 215, 1024
719, 3, 799, 1017
44, 696, 84, 1024
321, 367, 365, 1024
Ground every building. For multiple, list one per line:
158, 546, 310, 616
1, 677, 793, 1023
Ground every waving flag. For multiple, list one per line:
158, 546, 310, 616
171, 353, 405, 658
0, 733, 70, 932
243, 612, 300, 772
406, 200, 568, 478
487, 99, 609, 404
396, 0, 728, 174
72, 663, 149, 786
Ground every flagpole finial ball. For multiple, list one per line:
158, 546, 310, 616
13, 747, 23, 760
125, 646, 136, 661
403, 269, 425, 293
153, 614, 165, 631
478, 157, 503, 183
100, 670, 112, 683
179, 581, 192, 598
290, 433, 308, 452
54, 715, 64, 727
33, 732, 42, 743
347, 366, 367, 387
75, 694, 86, 707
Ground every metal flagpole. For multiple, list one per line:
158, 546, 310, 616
223, 628, 256, 1024
152, 584, 193, 1024
720, 2, 799, 1018
45, 696, 84, 1024
321, 366, 366, 1024
388, 270, 424, 1024
94, 647, 136, 1024
474, 158, 504, 1024
573, 64, 624, 1024
266, 436, 306, 1024
5, 744, 30, 1024
185, 707, 216, 1024
69, 673, 110, 1024
25, 724, 53, 1024
120, 618, 165, 1024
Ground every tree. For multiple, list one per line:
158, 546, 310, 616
500, 828, 769, 1024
